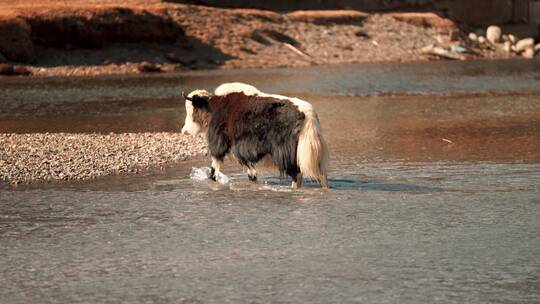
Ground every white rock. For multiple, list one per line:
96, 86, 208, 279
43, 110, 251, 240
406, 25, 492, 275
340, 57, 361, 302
468, 32, 478, 42
486, 25, 502, 44
522, 47, 535, 59
508, 34, 517, 44
502, 34, 509, 42
515, 38, 535, 53
535, 43, 540, 53
478, 36, 487, 44
503, 41, 512, 53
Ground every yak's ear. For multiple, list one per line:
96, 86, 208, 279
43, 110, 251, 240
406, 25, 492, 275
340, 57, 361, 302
191, 95, 210, 109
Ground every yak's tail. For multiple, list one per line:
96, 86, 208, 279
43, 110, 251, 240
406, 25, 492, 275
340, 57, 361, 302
296, 103, 329, 188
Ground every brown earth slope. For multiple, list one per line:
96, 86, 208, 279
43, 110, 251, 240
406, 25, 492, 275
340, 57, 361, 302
0, 0, 518, 77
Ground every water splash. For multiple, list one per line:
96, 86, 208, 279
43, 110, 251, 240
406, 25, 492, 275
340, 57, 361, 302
190, 167, 230, 184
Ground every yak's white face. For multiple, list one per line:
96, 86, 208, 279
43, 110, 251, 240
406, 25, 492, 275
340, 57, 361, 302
181, 89, 210, 135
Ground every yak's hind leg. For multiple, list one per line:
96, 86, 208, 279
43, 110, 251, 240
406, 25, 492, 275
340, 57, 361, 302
292, 172, 303, 189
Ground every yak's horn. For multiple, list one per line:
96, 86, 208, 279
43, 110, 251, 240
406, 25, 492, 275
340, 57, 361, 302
182, 91, 193, 101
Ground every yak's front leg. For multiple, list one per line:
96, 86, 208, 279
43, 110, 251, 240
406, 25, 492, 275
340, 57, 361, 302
247, 167, 257, 182
210, 157, 223, 181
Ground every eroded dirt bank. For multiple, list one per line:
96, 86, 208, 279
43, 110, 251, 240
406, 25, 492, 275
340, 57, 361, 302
0, 1, 521, 77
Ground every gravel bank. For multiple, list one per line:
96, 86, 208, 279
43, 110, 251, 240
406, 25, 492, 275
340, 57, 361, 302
0, 133, 207, 184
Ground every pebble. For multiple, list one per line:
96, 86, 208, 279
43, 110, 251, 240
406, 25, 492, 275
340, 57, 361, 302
486, 25, 502, 44
468, 32, 478, 42
478, 36, 486, 44
0, 133, 207, 184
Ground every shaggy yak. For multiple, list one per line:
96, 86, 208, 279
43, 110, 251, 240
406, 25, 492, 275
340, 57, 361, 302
181, 82, 329, 189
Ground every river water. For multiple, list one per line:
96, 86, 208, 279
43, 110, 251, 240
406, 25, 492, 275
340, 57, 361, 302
1, 59, 540, 303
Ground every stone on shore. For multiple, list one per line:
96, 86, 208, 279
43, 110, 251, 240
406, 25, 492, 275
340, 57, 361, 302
486, 25, 502, 44
522, 47, 535, 59
503, 41, 512, 53
478, 36, 486, 44
515, 38, 535, 53
468, 32, 478, 42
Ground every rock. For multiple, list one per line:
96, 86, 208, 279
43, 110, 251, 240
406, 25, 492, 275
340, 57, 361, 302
0, 17, 35, 62
286, 10, 368, 25
522, 47, 535, 59
468, 32, 478, 42
503, 41, 512, 53
388, 12, 457, 33
13, 65, 31, 76
478, 36, 487, 44
514, 38, 535, 53
0, 63, 14, 75
486, 25, 502, 44
508, 34, 517, 45
502, 34, 509, 42
535, 43, 540, 53
137, 62, 162, 73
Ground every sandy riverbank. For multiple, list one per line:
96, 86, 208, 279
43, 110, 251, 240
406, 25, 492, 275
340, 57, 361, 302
0, 0, 521, 77
0, 133, 207, 185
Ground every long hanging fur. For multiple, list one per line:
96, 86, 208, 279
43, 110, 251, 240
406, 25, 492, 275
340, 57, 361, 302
211, 82, 329, 187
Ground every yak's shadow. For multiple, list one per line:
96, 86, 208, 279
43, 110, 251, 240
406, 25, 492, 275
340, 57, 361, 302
264, 177, 440, 193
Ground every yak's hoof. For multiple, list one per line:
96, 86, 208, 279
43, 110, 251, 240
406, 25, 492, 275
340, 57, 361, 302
209, 168, 217, 181
248, 175, 257, 182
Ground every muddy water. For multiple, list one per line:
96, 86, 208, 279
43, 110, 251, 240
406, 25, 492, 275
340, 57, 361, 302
1, 60, 540, 303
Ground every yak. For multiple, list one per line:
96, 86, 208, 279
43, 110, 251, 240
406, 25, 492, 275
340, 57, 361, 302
181, 83, 328, 189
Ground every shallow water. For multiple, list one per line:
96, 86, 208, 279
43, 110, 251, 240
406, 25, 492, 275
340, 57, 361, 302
1, 60, 540, 303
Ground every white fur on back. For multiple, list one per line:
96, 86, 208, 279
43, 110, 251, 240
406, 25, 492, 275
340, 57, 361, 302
214, 82, 261, 96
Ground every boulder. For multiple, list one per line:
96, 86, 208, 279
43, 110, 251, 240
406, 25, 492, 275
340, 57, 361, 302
486, 25, 502, 44
522, 47, 535, 59
514, 38, 535, 53
0, 17, 35, 62
503, 41, 512, 53
508, 34, 517, 44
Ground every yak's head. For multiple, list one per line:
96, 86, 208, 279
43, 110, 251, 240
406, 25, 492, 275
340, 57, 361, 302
181, 89, 211, 135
